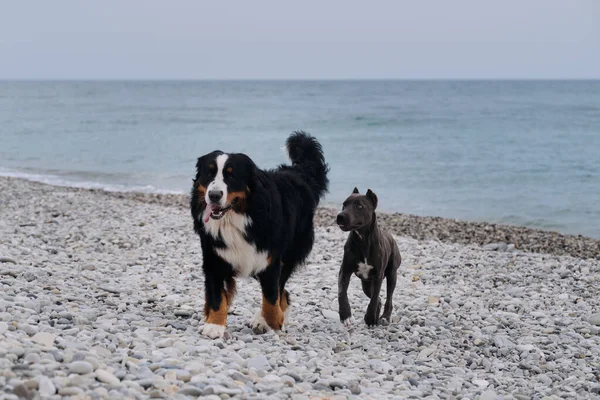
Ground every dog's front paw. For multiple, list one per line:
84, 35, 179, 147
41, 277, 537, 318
250, 311, 270, 334
200, 323, 225, 339
341, 316, 354, 329
364, 312, 379, 327
378, 317, 390, 326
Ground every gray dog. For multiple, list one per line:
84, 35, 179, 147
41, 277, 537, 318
336, 188, 402, 327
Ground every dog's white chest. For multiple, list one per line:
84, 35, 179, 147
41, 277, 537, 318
204, 213, 269, 277
356, 260, 374, 279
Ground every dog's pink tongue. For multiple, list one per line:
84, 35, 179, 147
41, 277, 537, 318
204, 205, 214, 223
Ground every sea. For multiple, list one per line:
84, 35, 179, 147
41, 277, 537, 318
0, 80, 598, 238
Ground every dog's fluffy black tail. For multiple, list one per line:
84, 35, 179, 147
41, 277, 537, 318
286, 131, 329, 201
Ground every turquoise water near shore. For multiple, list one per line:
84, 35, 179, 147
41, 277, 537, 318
1, 80, 599, 237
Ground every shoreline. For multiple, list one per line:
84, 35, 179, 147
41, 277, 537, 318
2, 176, 599, 260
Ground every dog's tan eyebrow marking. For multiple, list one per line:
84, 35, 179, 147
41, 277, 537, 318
226, 167, 232, 174
209, 164, 216, 169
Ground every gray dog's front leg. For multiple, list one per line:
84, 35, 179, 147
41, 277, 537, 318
338, 269, 352, 325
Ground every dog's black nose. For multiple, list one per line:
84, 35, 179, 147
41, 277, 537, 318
208, 190, 223, 203
336, 213, 347, 226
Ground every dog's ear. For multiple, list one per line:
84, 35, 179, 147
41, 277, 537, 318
352, 187, 359, 194
195, 156, 204, 174
238, 153, 258, 194
366, 189, 378, 210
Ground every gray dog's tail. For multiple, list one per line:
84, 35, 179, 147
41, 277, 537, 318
286, 131, 330, 201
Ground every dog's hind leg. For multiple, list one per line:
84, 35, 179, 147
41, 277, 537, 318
381, 245, 401, 323
381, 268, 397, 323
278, 264, 293, 325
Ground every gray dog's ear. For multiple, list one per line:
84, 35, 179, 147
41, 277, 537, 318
352, 187, 359, 194
366, 189, 378, 210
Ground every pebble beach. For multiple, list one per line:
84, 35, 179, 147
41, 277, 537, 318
1, 176, 600, 399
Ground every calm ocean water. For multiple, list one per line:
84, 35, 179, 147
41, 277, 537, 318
0, 80, 598, 237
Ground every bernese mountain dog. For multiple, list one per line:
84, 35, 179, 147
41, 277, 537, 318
190, 132, 329, 339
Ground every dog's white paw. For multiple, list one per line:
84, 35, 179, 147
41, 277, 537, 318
283, 304, 292, 325
342, 317, 355, 329
250, 311, 270, 334
200, 323, 225, 339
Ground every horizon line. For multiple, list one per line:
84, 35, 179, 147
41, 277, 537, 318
1, 77, 599, 82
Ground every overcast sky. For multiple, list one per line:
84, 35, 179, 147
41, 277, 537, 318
1, 0, 598, 79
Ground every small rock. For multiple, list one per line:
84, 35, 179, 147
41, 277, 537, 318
13, 384, 33, 400
493, 335, 515, 349
483, 243, 500, 251
0, 257, 17, 264
447, 379, 463, 391
589, 313, 600, 326
9, 346, 25, 357
281, 375, 296, 386
247, 355, 269, 371
203, 385, 242, 396
96, 369, 120, 385
174, 309, 194, 318
38, 377, 56, 396
473, 379, 489, 388
31, 332, 56, 348
69, 361, 94, 375
427, 296, 440, 306
167, 321, 187, 331
321, 309, 339, 320
24, 353, 41, 364
156, 338, 174, 348
59, 387, 84, 396
174, 369, 191, 382
19, 324, 38, 336
0, 321, 8, 335
98, 286, 121, 294
480, 390, 498, 400
179, 385, 204, 396
496, 243, 508, 251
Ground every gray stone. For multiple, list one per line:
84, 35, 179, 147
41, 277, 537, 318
247, 355, 269, 371
13, 384, 33, 400
8, 346, 25, 357
31, 332, 56, 348
321, 309, 339, 320
69, 361, 94, 374
38, 377, 56, 396
493, 335, 515, 349
24, 352, 41, 364
483, 243, 500, 251
179, 385, 204, 396
19, 324, 38, 336
349, 382, 361, 395
203, 385, 242, 396
589, 313, 600, 326
480, 390, 498, 400
58, 387, 84, 396
96, 369, 120, 385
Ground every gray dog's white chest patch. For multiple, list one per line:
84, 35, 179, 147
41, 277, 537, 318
356, 260, 374, 279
